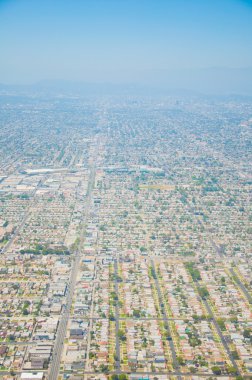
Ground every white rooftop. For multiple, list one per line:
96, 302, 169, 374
21, 373, 44, 380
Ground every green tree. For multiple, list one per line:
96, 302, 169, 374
99, 364, 109, 373
118, 329, 126, 341
198, 286, 209, 299
133, 309, 141, 318
212, 366, 221, 375
227, 366, 238, 375
217, 318, 226, 331
118, 375, 128, 380
177, 356, 185, 365
243, 328, 251, 339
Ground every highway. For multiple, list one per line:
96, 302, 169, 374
83, 258, 97, 380
59, 369, 248, 378
1, 369, 247, 379
114, 257, 121, 372
48, 140, 98, 380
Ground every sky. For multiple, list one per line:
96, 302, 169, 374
0, 0, 252, 93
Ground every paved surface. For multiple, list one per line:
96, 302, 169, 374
194, 280, 241, 376
114, 257, 121, 372
3, 341, 36, 346
230, 267, 252, 305
48, 141, 98, 380
150, 259, 182, 380
84, 258, 97, 379
2, 177, 45, 254
0, 369, 247, 379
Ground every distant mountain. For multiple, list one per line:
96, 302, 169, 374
1, 67, 252, 97
157, 67, 252, 96
0, 80, 202, 98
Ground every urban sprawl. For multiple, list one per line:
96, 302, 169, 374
0, 93, 251, 380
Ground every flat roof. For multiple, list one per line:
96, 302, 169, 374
21, 372, 44, 379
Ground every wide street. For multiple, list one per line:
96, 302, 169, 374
48, 140, 99, 380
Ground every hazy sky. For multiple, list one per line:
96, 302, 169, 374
1, 0, 252, 90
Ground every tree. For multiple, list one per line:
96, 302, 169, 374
185, 262, 201, 281
232, 350, 240, 360
243, 328, 251, 339
133, 309, 141, 318
118, 375, 128, 380
227, 366, 238, 375
22, 308, 29, 315
118, 329, 126, 341
110, 375, 119, 380
99, 364, 109, 373
212, 366, 221, 375
189, 366, 197, 373
198, 286, 209, 299
217, 318, 226, 331
177, 356, 185, 365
